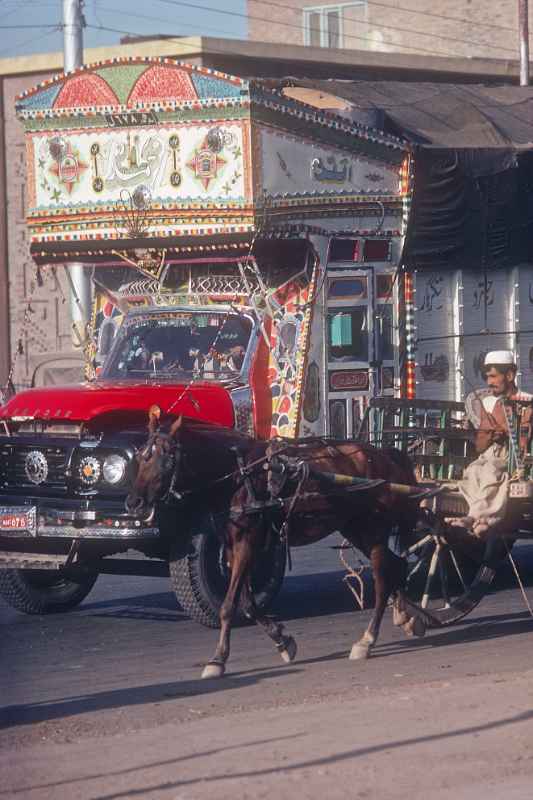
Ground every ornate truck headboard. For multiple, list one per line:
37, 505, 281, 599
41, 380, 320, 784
16, 58, 254, 259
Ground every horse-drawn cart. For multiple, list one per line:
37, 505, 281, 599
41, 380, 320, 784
359, 397, 533, 627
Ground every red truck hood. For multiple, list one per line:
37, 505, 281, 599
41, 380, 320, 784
0, 381, 235, 427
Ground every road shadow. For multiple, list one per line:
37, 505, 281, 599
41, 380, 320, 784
27, 709, 533, 800
272, 569, 364, 620
71, 571, 362, 624
80, 590, 178, 613
374, 610, 533, 659
0, 666, 303, 730
50, 544, 533, 627
0, 734, 306, 797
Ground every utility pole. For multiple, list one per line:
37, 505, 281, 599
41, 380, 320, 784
519, 0, 530, 86
63, 0, 84, 73
62, 0, 92, 345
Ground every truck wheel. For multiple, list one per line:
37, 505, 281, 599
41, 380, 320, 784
169, 515, 286, 628
0, 568, 98, 614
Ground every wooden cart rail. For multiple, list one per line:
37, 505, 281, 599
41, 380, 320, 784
358, 398, 471, 481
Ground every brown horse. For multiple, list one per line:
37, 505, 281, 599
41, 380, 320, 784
126, 411, 427, 678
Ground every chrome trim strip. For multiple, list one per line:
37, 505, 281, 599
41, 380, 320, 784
35, 525, 159, 539
0, 524, 159, 539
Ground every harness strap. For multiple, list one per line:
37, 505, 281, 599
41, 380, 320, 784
278, 461, 309, 571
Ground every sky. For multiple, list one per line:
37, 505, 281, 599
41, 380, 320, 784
0, 0, 248, 60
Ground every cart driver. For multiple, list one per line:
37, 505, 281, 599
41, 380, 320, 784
448, 350, 533, 538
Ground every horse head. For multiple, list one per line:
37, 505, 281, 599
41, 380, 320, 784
125, 405, 183, 517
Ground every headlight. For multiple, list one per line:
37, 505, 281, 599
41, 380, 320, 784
102, 454, 127, 485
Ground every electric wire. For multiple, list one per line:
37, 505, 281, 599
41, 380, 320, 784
247, 0, 518, 56
250, 0, 520, 34
3, 1, 525, 62
96, 3, 237, 38
0, 26, 60, 57
0, 24, 62, 28
154, 0, 503, 58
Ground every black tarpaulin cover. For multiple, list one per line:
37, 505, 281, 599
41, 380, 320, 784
259, 79, 533, 270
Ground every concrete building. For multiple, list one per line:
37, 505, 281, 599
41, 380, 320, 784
247, 0, 524, 61
0, 34, 531, 392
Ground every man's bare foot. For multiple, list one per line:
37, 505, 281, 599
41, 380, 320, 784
445, 516, 474, 530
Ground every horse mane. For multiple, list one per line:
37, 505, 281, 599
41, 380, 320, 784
176, 418, 255, 452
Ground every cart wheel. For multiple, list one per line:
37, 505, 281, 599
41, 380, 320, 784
0, 568, 98, 614
169, 514, 286, 628
403, 526, 499, 627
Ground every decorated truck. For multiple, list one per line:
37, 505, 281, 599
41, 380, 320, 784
2, 59, 533, 623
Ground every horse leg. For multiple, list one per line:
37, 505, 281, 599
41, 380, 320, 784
201, 529, 252, 680
240, 580, 297, 664
382, 545, 427, 637
349, 541, 392, 660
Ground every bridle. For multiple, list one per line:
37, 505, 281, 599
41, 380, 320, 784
135, 429, 184, 505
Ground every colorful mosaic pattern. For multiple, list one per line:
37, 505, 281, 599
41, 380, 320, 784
267, 275, 313, 438
28, 121, 249, 243
16, 58, 246, 114
55, 73, 119, 109
128, 65, 197, 105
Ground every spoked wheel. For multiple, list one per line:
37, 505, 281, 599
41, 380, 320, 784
403, 527, 497, 627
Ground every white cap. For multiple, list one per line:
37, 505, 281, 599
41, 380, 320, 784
483, 350, 516, 367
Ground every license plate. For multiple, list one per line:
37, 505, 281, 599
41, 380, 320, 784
509, 482, 533, 499
0, 506, 37, 536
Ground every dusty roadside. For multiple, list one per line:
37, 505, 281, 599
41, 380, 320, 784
2, 668, 532, 800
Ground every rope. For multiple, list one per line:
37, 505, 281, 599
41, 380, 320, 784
504, 540, 533, 618
339, 539, 368, 611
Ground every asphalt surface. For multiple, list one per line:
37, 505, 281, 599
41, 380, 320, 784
1, 538, 533, 799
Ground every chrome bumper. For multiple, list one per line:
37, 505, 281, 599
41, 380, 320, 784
0, 498, 159, 540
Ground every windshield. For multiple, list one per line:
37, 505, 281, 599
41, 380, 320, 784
102, 311, 253, 382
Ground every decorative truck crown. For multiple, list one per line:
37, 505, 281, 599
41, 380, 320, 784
16, 57, 408, 264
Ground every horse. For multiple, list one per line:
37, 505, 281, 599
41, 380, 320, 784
126, 410, 427, 678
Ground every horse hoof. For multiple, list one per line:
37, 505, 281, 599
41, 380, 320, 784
280, 636, 297, 663
349, 642, 371, 660
402, 616, 426, 638
201, 662, 225, 679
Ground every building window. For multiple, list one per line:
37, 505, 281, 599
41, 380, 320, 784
303, 3, 365, 49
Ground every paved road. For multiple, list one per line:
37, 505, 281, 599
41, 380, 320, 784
1, 540, 533, 799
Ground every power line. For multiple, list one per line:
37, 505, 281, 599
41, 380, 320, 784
0, 26, 60, 58
0, 24, 62, 29
247, 0, 518, 56
156, 0, 457, 58
86, 21, 247, 51
363, 0, 516, 33
154, 0, 515, 58
249, 0, 519, 35
84, 20, 446, 64
96, 3, 238, 39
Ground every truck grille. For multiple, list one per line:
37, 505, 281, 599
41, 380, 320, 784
0, 444, 69, 491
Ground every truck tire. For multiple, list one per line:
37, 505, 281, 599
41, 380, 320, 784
169, 514, 286, 628
0, 568, 98, 614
